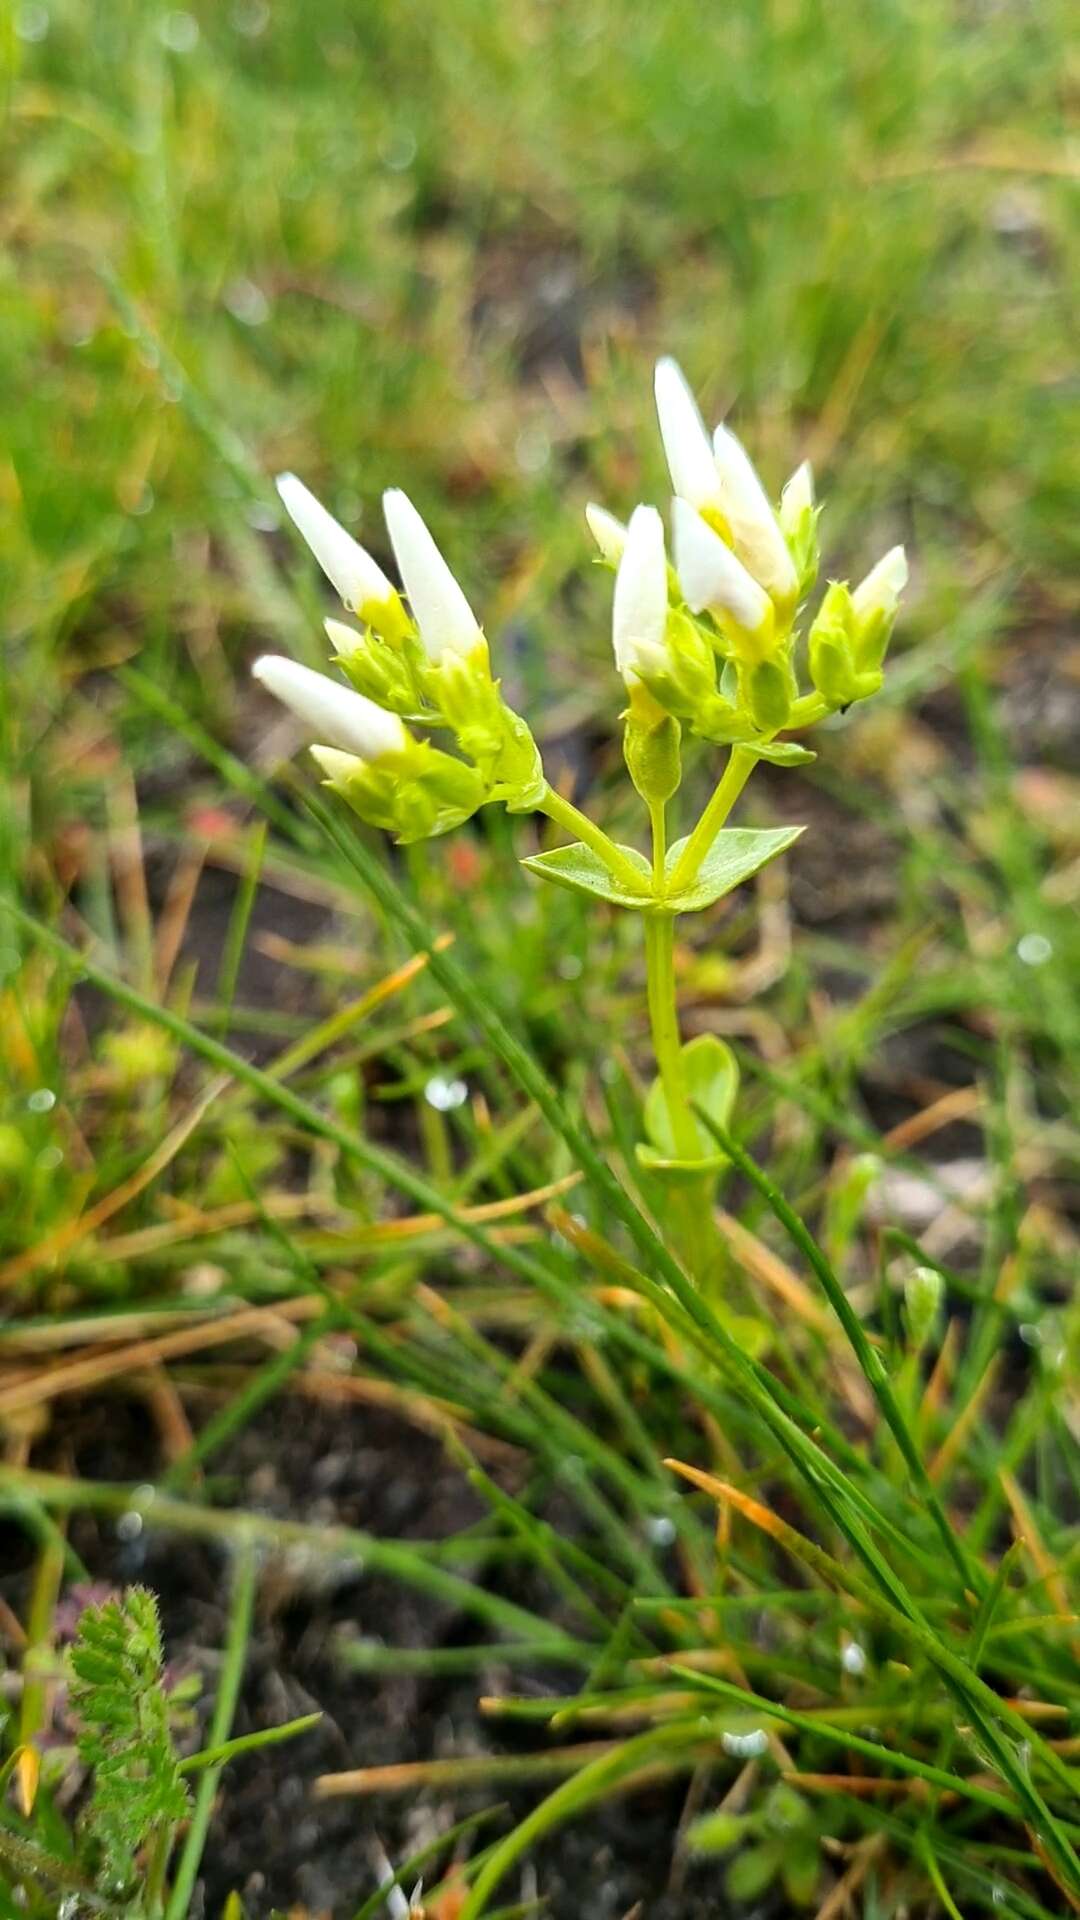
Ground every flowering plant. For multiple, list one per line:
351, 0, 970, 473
254, 361, 906, 1293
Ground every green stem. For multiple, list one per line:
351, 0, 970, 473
649, 799, 666, 890
164, 1546, 257, 1920
537, 785, 650, 896
145, 1825, 173, 1920
643, 915, 698, 1161
667, 745, 755, 894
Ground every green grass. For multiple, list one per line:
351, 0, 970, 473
2, 0, 1079, 1915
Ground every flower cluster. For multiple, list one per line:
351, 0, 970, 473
254, 477, 542, 843
590, 359, 907, 795
253, 360, 906, 848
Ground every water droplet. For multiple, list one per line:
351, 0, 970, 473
158, 9, 199, 51
116, 1510, 143, 1542
231, 0, 269, 33
15, 4, 49, 41
36, 1145, 63, 1171
722, 1727, 768, 1758
27, 1088, 56, 1113
380, 128, 417, 172
424, 1075, 467, 1112
224, 277, 270, 326
558, 955, 583, 980
841, 1640, 867, 1675
1017, 932, 1052, 966
515, 426, 551, 475
245, 500, 279, 533
644, 1515, 676, 1547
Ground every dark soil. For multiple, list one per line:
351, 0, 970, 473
13, 1393, 732, 1920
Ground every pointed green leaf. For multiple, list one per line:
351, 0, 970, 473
663, 825, 803, 913
520, 841, 652, 907
746, 740, 816, 767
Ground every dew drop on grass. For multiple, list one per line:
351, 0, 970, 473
15, 4, 49, 41
722, 1727, 768, 1758
557, 955, 583, 980
224, 278, 270, 326
380, 128, 417, 172
27, 1088, 56, 1113
158, 10, 199, 52
841, 1640, 867, 1675
644, 1515, 676, 1547
116, 1510, 143, 1542
36, 1146, 63, 1171
515, 427, 551, 475
424, 1075, 467, 1112
1017, 932, 1052, 966
231, 0, 270, 34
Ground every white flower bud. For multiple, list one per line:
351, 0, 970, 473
852, 545, 908, 622
309, 745, 364, 783
612, 505, 669, 682
252, 655, 406, 761
382, 488, 483, 661
654, 358, 724, 515
712, 425, 798, 603
585, 502, 628, 565
779, 460, 814, 536
671, 498, 772, 635
324, 616, 363, 654
275, 473, 395, 614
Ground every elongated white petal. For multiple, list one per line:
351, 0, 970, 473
382, 488, 481, 660
712, 425, 798, 602
779, 460, 814, 534
585, 502, 627, 565
672, 498, 771, 633
654, 359, 723, 514
612, 505, 668, 678
252, 655, 406, 761
852, 544, 908, 620
276, 473, 394, 613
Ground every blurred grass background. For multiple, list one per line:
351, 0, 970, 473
3, 0, 1076, 759
2, 11, 1079, 1908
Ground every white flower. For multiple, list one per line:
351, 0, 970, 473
382, 488, 483, 661
654, 358, 724, 515
612, 505, 669, 682
779, 460, 814, 536
585, 502, 628, 565
671, 498, 772, 635
275, 473, 395, 615
852, 544, 908, 622
252, 655, 406, 761
712, 424, 798, 603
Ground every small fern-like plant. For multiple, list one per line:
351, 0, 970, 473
68, 1588, 190, 1900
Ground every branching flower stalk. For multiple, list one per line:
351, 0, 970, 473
254, 360, 907, 1299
